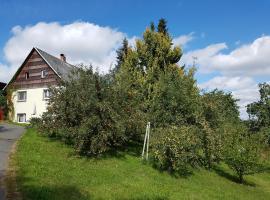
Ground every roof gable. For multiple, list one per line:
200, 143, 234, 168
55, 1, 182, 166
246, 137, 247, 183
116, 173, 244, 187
3, 47, 75, 90
35, 48, 75, 80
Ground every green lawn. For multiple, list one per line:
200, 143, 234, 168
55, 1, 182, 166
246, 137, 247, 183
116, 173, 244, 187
11, 128, 270, 200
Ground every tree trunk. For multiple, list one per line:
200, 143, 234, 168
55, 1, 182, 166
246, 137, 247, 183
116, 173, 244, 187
238, 173, 244, 183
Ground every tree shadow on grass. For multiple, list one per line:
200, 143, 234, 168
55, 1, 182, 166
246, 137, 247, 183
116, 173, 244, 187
213, 166, 256, 187
80, 141, 143, 161
5, 167, 91, 200
19, 184, 91, 200
116, 196, 169, 200
43, 133, 142, 161
15, 175, 90, 200
149, 161, 194, 179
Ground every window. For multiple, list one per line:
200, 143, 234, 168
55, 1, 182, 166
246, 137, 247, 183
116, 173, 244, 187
17, 113, 26, 123
25, 72, 29, 80
43, 89, 51, 100
17, 91, 27, 102
41, 70, 48, 78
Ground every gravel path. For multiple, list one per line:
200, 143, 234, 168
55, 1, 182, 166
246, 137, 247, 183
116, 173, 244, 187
0, 123, 25, 200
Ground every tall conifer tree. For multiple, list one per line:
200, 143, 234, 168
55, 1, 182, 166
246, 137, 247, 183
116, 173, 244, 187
157, 18, 168, 35
114, 38, 129, 73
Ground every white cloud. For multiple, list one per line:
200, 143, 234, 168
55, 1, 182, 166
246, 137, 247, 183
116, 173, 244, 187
0, 63, 16, 83
199, 76, 259, 119
181, 43, 227, 71
183, 35, 270, 118
173, 32, 194, 47
199, 76, 256, 91
182, 36, 270, 76
1, 21, 127, 82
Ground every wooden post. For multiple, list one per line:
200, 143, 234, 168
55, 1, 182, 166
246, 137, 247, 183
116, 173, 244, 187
142, 123, 148, 159
146, 122, 150, 160
142, 122, 151, 160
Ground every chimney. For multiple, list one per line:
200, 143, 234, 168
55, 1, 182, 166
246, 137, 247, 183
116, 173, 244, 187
60, 53, 66, 62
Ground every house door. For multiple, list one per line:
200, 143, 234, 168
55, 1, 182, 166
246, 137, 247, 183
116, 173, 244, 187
0, 108, 4, 120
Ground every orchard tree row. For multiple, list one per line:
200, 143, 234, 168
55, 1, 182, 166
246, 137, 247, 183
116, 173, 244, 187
32, 19, 270, 183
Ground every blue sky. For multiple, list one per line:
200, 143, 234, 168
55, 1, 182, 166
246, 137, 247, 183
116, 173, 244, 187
1, 0, 270, 118
1, 0, 270, 47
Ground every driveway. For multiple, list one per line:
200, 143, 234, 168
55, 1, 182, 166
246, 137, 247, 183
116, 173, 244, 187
0, 123, 25, 200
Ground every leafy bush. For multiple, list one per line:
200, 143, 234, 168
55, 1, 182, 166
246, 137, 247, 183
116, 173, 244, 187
196, 119, 223, 169
38, 67, 138, 156
149, 68, 201, 128
152, 126, 201, 175
0, 90, 6, 108
199, 90, 241, 169
259, 127, 270, 145
247, 83, 270, 131
223, 125, 266, 183
28, 117, 42, 128
0, 90, 8, 119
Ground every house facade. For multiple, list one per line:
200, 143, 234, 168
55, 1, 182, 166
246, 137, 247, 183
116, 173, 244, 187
4, 47, 74, 122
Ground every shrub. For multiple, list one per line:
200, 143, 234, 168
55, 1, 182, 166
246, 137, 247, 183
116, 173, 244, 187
259, 127, 270, 145
38, 67, 143, 156
197, 119, 222, 169
223, 125, 266, 183
199, 90, 240, 169
0, 90, 8, 119
151, 126, 201, 175
28, 117, 42, 128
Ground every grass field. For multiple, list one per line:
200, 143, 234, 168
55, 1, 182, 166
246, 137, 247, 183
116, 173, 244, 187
10, 128, 270, 200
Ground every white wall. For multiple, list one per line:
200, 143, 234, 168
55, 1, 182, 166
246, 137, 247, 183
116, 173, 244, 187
12, 87, 49, 122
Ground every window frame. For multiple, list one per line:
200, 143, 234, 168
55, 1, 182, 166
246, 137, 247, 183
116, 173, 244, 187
41, 70, 48, 78
17, 91, 27, 102
43, 89, 51, 100
17, 113, 26, 123
25, 72, 29, 80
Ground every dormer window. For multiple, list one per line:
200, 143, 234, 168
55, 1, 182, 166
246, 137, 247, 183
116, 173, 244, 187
41, 70, 48, 78
25, 72, 29, 80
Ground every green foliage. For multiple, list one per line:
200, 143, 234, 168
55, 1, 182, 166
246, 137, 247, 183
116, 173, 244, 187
114, 19, 209, 175
0, 90, 9, 119
115, 18, 193, 129
201, 90, 240, 129
0, 90, 6, 107
28, 117, 42, 128
113, 49, 146, 141
199, 90, 240, 168
113, 18, 196, 144
196, 119, 222, 169
113, 19, 244, 176
247, 82, 270, 132
157, 18, 168, 35
149, 68, 200, 127
223, 124, 266, 183
259, 126, 270, 145
2, 87, 16, 121
38, 66, 130, 156
114, 38, 129, 73
35, 19, 268, 187
150, 21, 155, 31
152, 126, 201, 175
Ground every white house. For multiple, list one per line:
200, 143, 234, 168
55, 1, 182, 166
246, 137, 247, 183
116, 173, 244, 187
4, 47, 74, 122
